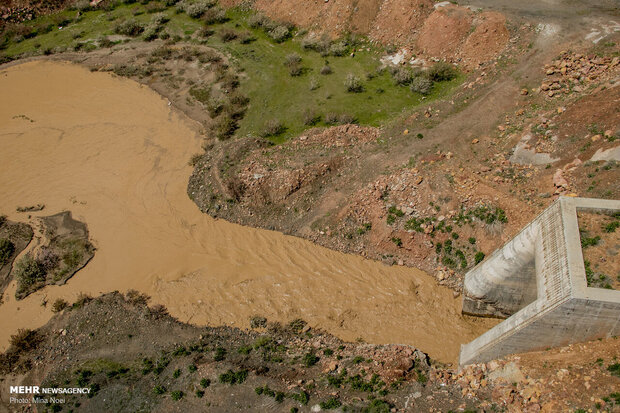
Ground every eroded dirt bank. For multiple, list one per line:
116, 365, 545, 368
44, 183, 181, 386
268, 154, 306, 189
0, 60, 496, 363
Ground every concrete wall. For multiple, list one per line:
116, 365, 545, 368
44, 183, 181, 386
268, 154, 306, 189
460, 197, 620, 366
460, 295, 620, 365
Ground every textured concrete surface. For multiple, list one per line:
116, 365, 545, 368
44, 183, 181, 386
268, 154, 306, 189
460, 197, 620, 366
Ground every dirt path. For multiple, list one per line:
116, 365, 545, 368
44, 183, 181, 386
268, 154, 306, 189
0, 60, 497, 363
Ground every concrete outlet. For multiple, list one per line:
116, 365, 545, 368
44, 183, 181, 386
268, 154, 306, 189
460, 196, 620, 366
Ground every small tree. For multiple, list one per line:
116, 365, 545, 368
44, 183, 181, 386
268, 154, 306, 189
426, 62, 457, 81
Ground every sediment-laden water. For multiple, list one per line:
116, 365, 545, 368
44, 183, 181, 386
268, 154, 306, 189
0, 61, 496, 362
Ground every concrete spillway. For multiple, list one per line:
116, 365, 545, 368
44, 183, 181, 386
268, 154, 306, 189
460, 196, 620, 366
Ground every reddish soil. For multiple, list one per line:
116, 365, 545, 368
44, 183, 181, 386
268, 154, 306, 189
221, 0, 510, 66
416, 5, 473, 60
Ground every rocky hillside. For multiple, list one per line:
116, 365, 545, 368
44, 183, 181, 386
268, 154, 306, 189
1, 292, 618, 412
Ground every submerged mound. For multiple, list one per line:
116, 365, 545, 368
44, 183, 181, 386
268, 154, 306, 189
13, 211, 95, 300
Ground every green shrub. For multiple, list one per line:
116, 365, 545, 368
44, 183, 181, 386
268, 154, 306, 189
426, 62, 457, 81
608, 363, 620, 377
200, 378, 211, 388
268, 26, 290, 43
329, 41, 348, 56
0, 238, 15, 265
363, 399, 391, 413
171, 390, 184, 400
213, 114, 237, 140
173, 368, 181, 378
320, 398, 342, 409
238, 31, 255, 44
410, 77, 433, 95
203, 7, 227, 24
581, 235, 600, 248
153, 385, 166, 395
604, 221, 619, 233
388, 206, 404, 217
392, 67, 414, 86
474, 251, 485, 265
302, 351, 319, 367
14, 255, 46, 293
180, 0, 215, 18
344, 73, 363, 93
188, 364, 197, 373
214, 347, 227, 361
291, 390, 309, 405
247, 13, 268, 28
238, 344, 252, 354
262, 119, 285, 137
114, 19, 144, 36
284, 53, 302, 67
219, 28, 237, 42
391, 237, 402, 247
219, 369, 248, 384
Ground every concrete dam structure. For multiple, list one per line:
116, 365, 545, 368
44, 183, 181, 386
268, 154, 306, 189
460, 196, 620, 366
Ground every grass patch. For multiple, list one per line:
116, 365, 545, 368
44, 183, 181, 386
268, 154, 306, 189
0, 3, 463, 143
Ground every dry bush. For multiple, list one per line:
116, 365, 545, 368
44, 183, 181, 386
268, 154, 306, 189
125, 289, 150, 306
149, 303, 169, 319
261, 119, 285, 137
410, 77, 433, 95
51, 298, 69, 313
9, 329, 41, 352
344, 73, 363, 93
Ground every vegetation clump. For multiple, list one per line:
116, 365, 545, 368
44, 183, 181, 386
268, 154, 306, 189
426, 62, 457, 82
0, 238, 15, 266
114, 19, 144, 36
344, 73, 363, 93
14, 255, 46, 296
219, 369, 248, 384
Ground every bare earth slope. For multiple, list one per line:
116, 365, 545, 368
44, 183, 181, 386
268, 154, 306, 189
0, 292, 618, 412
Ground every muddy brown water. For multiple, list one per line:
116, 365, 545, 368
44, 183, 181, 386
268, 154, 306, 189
0, 61, 496, 363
